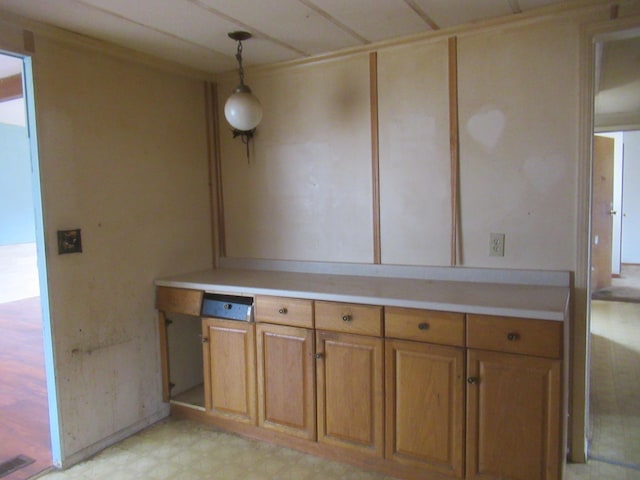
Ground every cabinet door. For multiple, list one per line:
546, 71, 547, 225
202, 318, 256, 424
385, 339, 464, 477
466, 349, 561, 480
316, 331, 384, 457
256, 323, 316, 439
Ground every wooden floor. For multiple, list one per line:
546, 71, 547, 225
0, 297, 52, 480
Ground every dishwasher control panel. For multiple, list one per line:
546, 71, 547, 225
201, 293, 253, 321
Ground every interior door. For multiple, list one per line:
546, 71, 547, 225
591, 135, 615, 292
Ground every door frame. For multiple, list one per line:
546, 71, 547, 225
0, 38, 63, 465
573, 14, 640, 463
22, 54, 63, 466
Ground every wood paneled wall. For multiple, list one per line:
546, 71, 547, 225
215, 14, 594, 272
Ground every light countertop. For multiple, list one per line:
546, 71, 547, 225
155, 268, 570, 321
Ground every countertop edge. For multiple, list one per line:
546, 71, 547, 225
155, 268, 570, 322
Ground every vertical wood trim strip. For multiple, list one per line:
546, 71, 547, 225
448, 36, 460, 266
204, 82, 217, 267
370, 52, 382, 264
208, 82, 227, 261
610, 4, 619, 19
158, 311, 170, 402
23, 30, 35, 53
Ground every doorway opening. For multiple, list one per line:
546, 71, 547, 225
0, 51, 59, 478
587, 30, 640, 474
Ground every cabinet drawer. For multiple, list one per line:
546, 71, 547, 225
385, 307, 465, 346
255, 295, 314, 328
467, 314, 562, 359
156, 286, 203, 316
315, 301, 382, 336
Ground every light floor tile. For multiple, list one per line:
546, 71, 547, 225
36, 418, 396, 480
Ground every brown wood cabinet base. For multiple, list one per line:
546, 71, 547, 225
170, 403, 456, 480
158, 287, 566, 480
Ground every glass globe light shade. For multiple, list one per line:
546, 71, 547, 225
224, 86, 263, 131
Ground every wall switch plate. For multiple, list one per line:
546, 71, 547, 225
57, 229, 82, 254
489, 233, 505, 257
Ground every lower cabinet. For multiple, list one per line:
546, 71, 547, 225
465, 349, 562, 480
160, 289, 565, 480
316, 330, 385, 458
256, 322, 316, 440
201, 317, 257, 424
385, 339, 465, 477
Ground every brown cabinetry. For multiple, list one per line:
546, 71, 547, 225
157, 287, 565, 480
155, 286, 204, 403
256, 322, 316, 439
316, 330, 384, 458
201, 317, 257, 424
255, 295, 314, 328
466, 314, 562, 480
315, 300, 383, 336
385, 307, 465, 477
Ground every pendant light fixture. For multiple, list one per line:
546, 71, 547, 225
224, 31, 262, 160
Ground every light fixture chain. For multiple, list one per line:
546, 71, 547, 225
236, 40, 245, 86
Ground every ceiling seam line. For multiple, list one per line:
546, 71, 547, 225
403, 0, 439, 30
297, 0, 371, 44
71, 0, 229, 56
186, 0, 311, 57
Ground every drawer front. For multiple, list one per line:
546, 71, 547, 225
255, 295, 314, 328
467, 314, 562, 359
385, 307, 465, 346
315, 301, 382, 336
155, 286, 203, 316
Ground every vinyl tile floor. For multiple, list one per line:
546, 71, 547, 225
35, 418, 395, 480
565, 299, 640, 480
31, 413, 640, 480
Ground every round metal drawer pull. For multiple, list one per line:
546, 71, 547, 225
314, 353, 323, 359
223, 303, 232, 310
467, 377, 478, 385
418, 322, 429, 330
278, 307, 288, 314
507, 332, 519, 341
342, 315, 352, 322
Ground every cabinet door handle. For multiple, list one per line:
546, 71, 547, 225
278, 307, 288, 314
201, 337, 209, 343
342, 315, 352, 322
507, 332, 519, 341
418, 322, 429, 330
467, 377, 478, 385
314, 353, 323, 359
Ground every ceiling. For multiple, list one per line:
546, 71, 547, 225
0, 0, 575, 74
595, 35, 640, 128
